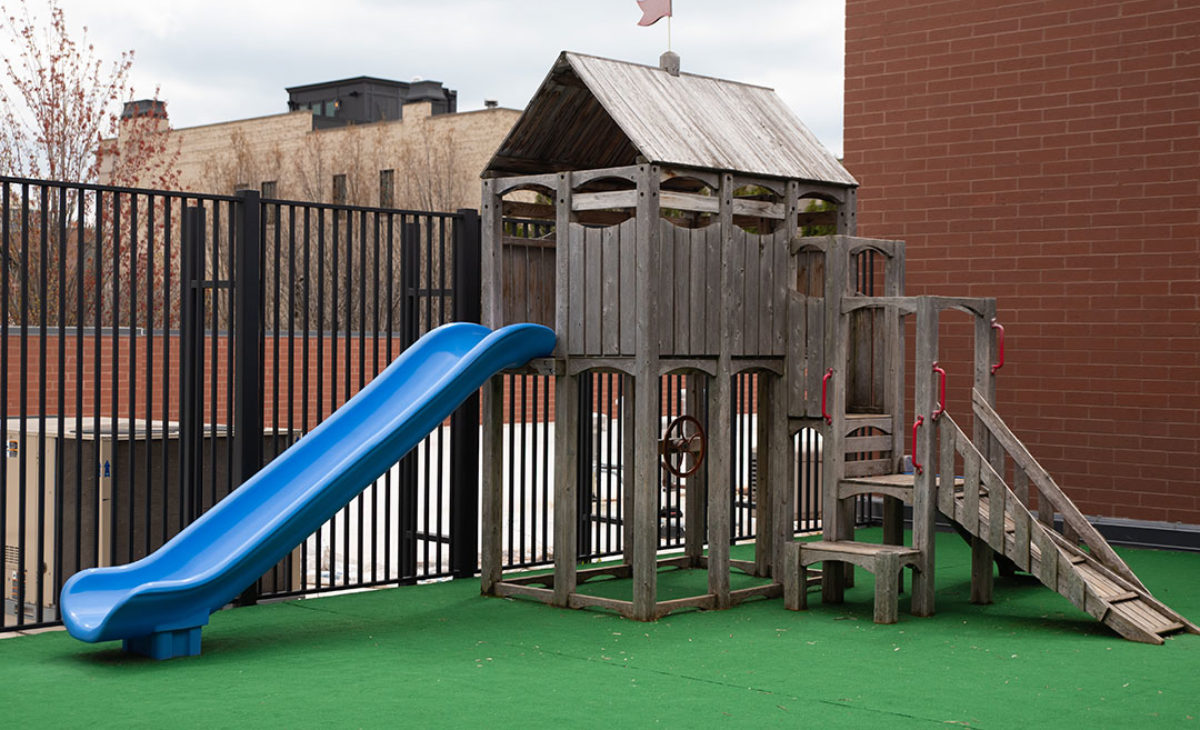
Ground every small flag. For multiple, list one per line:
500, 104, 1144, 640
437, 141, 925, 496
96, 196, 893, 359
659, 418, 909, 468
637, 0, 672, 27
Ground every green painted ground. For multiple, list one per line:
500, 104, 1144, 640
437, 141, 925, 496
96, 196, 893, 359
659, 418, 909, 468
2, 529, 1197, 728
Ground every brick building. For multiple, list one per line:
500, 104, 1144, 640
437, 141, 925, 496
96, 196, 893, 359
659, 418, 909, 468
844, 1, 1199, 530
102, 76, 520, 212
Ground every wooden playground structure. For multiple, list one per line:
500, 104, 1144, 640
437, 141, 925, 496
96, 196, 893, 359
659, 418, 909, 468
476, 52, 1197, 643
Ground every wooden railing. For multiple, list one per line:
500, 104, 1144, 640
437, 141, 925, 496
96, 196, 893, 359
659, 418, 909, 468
967, 389, 1147, 592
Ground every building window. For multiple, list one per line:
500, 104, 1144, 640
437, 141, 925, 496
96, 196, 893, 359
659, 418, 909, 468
332, 174, 348, 206
379, 169, 394, 208
261, 180, 277, 224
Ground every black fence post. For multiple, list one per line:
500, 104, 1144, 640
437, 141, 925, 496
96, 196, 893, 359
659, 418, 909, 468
180, 205, 205, 524
449, 209, 482, 579
233, 189, 263, 605
397, 221, 421, 583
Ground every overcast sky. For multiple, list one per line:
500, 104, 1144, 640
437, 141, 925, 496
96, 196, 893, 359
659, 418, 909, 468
50, 0, 846, 155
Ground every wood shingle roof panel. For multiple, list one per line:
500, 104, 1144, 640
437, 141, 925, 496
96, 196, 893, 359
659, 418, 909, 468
485, 52, 855, 186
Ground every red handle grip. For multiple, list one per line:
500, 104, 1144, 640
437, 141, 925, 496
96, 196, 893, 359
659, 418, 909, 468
932, 362, 946, 421
991, 318, 1005, 374
821, 368, 833, 425
912, 415, 925, 475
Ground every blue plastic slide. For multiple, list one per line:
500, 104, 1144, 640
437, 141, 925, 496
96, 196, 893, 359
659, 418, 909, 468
60, 322, 555, 659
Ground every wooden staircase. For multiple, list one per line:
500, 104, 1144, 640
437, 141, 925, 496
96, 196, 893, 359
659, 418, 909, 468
935, 392, 1199, 644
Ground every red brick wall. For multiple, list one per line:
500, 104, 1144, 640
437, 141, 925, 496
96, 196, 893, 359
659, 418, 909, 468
845, 0, 1200, 524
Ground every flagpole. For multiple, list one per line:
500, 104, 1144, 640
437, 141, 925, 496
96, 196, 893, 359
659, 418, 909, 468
668, 15, 672, 52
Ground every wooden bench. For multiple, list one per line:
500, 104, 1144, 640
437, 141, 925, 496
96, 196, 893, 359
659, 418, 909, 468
783, 540, 923, 624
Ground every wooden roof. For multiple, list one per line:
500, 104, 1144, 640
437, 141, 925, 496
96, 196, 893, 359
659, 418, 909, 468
484, 52, 856, 186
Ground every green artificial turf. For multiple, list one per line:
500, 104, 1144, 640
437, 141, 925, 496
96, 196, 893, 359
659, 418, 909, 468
1, 529, 1197, 728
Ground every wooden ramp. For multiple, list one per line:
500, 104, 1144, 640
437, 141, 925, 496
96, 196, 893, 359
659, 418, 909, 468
930, 392, 1199, 644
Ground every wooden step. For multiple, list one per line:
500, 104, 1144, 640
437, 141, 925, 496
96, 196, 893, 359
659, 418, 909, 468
786, 540, 923, 624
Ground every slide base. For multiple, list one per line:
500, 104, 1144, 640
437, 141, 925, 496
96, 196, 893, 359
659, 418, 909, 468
123, 627, 203, 660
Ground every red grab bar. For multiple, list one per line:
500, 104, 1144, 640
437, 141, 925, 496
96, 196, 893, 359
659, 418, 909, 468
932, 362, 946, 421
991, 318, 1005, 374
821, 368, 834, 425
912, 415, 925, 474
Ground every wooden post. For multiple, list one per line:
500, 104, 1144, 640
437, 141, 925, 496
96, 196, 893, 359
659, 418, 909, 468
479, 179, 504, 596
707, 172, 735, 609
552, 171, 578, 607
969, 298, 998, 603
911, 297, 939, 616
631, 165, 662, 620
480, 376, 505, 594
821, 236, 850, 603
553, 371, 579, 607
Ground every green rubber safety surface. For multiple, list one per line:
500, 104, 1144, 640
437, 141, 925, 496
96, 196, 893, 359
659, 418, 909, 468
3, 529, 1197, 728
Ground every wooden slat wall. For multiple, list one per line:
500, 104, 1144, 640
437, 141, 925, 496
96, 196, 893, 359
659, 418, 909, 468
566, 219, 638, 356
501, 237, 556, 328
723, 226, 789, 358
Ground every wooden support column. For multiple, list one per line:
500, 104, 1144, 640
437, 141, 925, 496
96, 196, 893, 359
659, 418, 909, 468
970, 297, 1000, 599
911, 297, 939, 616
882, 241, 907, 549
707, 172, 736, 609
480, 375, 505, 594
821, 236, 850, 603
552, 371, 579, 607
631, 165, 662, 621
479, 178, 504, 596
552, 171, 577, 607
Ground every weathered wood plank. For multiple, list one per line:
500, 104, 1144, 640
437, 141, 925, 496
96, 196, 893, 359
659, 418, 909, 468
619, 218, 637, 355
584, 226, 602, 355
555, 173, 571, 354
572, 189, 638, 211
783, 541, 803, 611
493, 582, 555, 604
674, 224, 691, 355
689, 225, 707, 355
984, 467, 1007, 552
759, 231, 774, 357
788, 293, 807, 416
773, 227, 790, 357
843, 459, 894, 478
706, 224, 722, 355
1009, 495, 1032, 572
845, 434, 896, 453
960, 438, 982, 535
1057, 551, 1087, 611
602, 223, 620, 354
659, 220, 676, 356
653, 594, 720, 618
728, 227, 746, 356
910, 297, 939, 616
1032, 527, 1057, 590
480, 376, 505, 594
553, 372, 579, 606
567, 224, 585, 354
938, 415, 958, 517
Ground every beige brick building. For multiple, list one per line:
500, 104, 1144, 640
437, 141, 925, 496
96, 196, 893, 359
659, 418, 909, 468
102, 77, 520, 212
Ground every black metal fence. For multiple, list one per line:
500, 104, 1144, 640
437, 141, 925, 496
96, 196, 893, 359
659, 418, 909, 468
2, 174, 843, 635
